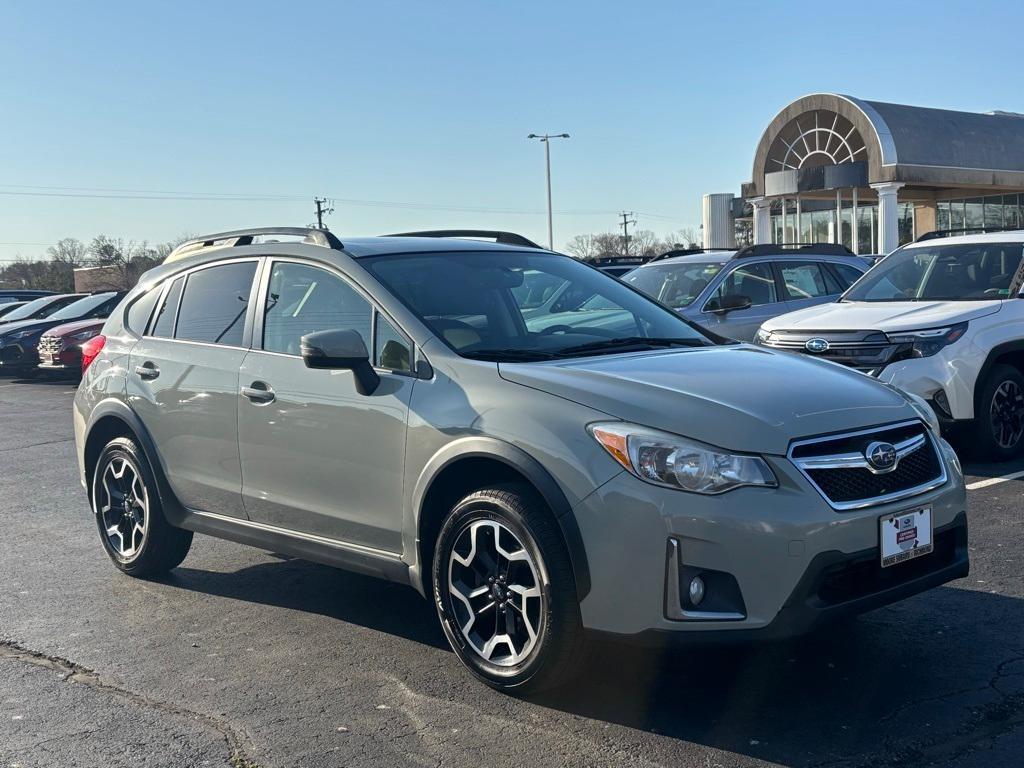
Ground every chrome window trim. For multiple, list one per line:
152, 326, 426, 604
787, 420, 948, 511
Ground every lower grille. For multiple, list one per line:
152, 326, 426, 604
789, 421, 947, 510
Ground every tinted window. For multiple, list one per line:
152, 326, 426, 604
832, 263, 865, 289
375, 313, 412, 372
175, 262, 257, 346
262, 262, 371, 355
1, 294, 81, 322
844, 242, 1024, 301
624, 262, 723, 309
151, 277, 183, 338
364, 251, 712, 360
126, 287, 162, 334
778, 262, 832, 299
48, 292, 120, 322
710, 263, 777, 307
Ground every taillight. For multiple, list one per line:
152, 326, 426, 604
80, 334, 106, 373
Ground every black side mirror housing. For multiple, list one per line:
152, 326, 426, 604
300, 328, 380, 395
706, 294, 753, 314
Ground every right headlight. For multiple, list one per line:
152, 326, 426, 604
755, 328, 772, 345
588, 422, 777, 495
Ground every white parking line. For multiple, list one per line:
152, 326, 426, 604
966, 470, 1024, 491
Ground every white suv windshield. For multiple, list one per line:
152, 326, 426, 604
844, 241, 1024, 302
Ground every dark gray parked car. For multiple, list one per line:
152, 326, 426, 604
620, 245, 869, 341
74, 227, 967, 692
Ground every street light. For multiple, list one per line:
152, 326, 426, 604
527, 132, 570, 250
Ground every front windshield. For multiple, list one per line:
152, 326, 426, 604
1, 295, 64, 322
843, 241, 1024, 302
622, 262, 723, 309
48, 293, 117, 321
364, 251, 715, 361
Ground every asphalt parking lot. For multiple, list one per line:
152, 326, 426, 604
1, 379, 1022, 768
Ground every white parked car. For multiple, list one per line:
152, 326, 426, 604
757, 230, 1024, 459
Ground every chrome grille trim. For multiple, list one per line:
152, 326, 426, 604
788, 420, 948, 511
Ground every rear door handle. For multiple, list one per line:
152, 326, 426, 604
134, 363, 160, 380
241, 382, 276, 404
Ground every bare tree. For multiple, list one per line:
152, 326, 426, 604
564, 234, 600, 260
47, 238, 87, 267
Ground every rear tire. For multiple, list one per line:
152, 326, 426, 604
973, 364, 1024, 460
92, 436, 193, 577
432, 484, 586, 693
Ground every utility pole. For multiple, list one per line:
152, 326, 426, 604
527, 133, 570, 249
313, 197, 334, 229
619, 211, 637, 257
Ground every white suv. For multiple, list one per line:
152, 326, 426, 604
758, 231, 1024, 460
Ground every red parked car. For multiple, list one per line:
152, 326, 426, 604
37, 318, 106, 376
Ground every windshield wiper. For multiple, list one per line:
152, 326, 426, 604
556, 337, 709, 356
461, 348, 562, 362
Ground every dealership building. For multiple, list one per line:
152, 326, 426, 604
703, 93, 1024, 254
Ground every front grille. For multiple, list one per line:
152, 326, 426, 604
789, 421, 946, 510
38, 336, 62, 356
760, 330, 910, 376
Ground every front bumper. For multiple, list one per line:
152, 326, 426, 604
877, 351, 978, 422
572, 453, 967, 638
0, 343, 38, 373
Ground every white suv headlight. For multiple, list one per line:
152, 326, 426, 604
588, 422, 777, 494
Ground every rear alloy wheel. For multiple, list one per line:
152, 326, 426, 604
93, 437, 193, 577
433, 485, 585, 693
975, 365, 1024, 460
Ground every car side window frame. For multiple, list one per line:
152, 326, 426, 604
252, 257, 420, 377
700, 259, 780, 313
142, 257, 263, 349
776, 259, 836, 302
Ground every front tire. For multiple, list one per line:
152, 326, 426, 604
92, 436, 193, 577
973, 364, 1024, 460
432, 484, 585, 693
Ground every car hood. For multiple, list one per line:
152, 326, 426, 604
498, 345, 915, 455
0, 318, 56, 338
761, 300, 1002, 333
41, 318, 103, 338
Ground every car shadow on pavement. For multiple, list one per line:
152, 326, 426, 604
168, 557, 451, 650
534, 586, 1024, 766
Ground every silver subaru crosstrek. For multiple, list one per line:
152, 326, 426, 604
74, 227, 969, 692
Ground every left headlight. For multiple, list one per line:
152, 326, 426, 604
588, 422, 777, 494
755, 328, 772, 345
889, 322, 968, 359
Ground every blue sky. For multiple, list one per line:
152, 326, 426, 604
1, 0, 1022, 259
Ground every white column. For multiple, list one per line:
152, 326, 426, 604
702, 193, 736, 248
872, 182, 905, 254
750, 197, 772, 244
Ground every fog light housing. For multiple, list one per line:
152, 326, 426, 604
688, 576, 706, 606
933, 389, 951, 418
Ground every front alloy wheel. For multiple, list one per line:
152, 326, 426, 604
96, 456, 150, 561
976, 364, 1024, 460
433, 485, 585, 693
990, 379, 1024, 451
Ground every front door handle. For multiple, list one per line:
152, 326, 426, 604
241, 382, 276, 404
134, 362, 160, 380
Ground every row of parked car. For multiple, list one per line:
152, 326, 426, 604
0, 289, 124, 377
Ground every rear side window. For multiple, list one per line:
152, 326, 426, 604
710, 262, 777, 307
175, 262, 258, 346
126, 287, 162, 334
832, 262, 866, 289
778, 262, 834, 299
151, 277, 184, 338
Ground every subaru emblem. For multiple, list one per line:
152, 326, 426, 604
805, 337, 830, 353
865, 441, 898, 472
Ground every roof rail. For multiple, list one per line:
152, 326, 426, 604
166, 227, 344, 263
915, 226, 1024, 243
384, 229, 543, 249
649, 247, 734, 262
733, 242, 855, 258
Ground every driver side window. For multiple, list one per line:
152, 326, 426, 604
708, 263, 777, 309
262, 262, 371, 356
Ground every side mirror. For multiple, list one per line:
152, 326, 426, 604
300, 328, 380, 395
706, 294, 752, 314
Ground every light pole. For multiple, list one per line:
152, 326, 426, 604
527, 133, 570, 249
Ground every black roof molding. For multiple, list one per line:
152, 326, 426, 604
384, 230, 543, 249
734, 243, 855, 258
650, 247, 734, 262
915, 226, 1024, 243
167, 227, 344, 263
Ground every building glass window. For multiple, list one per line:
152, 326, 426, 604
936, 202, 951, 231
898, 203, 915, 246
1005, 195, 1021, 229
950, 201, 965, 230
984, 198, 1004, 228
965, 198, 984, 229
